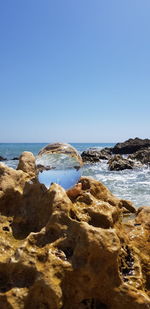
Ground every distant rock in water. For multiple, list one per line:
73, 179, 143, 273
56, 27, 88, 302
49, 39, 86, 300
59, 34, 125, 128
108, 155, 134, 171
81, 147, 112, 162
81, 138, 150, 171
112, 137, 150, 154
0, 155, 7, 161
128, 147, 150, 164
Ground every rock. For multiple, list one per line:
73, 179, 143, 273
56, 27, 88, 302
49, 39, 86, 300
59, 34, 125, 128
0, 155, 7, 161
12, 157, 19, 160
17, 151, 36, 177
108, 155, 134, 171
0, 163, 31, 216
120, 206, 150, 301
79, 176, 121, 207
108, 154, 122, 164
81, 149, 101, 163
66, 183, 82, 199
0, 165, 149, 307
0, 163, 30, 195
128, 148, 150, 165
112, 137, 150, 154
119, 199, 137, 213
84, 201, 119, 228
81, 147, 112, 163
135, 206, 150, 227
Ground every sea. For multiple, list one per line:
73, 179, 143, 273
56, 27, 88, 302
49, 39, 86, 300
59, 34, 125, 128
0, 142, 150, 208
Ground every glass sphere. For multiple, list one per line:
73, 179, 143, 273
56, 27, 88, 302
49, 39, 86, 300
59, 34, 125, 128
36, 143, 83, 189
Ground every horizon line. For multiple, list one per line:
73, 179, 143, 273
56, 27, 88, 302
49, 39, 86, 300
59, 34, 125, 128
0, 141, 117, 144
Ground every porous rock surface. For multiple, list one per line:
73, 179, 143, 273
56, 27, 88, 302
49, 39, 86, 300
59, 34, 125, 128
128, 148, 150, 165
81, 148, 112, 162
17, 151, 36, 177
108, 155, 134, 171
0, 156, 150, 309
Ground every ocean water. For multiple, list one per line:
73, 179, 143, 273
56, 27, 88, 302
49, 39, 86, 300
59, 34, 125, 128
0, 142, 150, 207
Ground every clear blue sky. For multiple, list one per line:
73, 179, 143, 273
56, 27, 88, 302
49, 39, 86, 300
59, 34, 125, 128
0, 0, 150, 142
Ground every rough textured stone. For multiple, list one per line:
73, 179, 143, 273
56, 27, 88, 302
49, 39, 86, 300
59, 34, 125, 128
108, 155, 134, 171
0, 163, 149, 308
17, 151, 36, 177
81, 148, 112, 162
0, 163, 30, 216
119, 199, 137, 213
128, 148, 150, 165
112, 137, 150, 154
135, 206, 150, 227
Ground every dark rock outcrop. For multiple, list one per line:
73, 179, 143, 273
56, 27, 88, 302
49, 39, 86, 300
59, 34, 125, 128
128, 147, 150, 165
112, 137, 150, 154
81, 148, 112, 162
108, 155, 134, 171
0, 156, 6, 161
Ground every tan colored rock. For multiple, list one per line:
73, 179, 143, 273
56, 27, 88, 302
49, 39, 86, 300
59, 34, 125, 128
66, 183, 82, 199
0, 163, 28, 194
17, 151, 36, 177
79, 177, 121, 207
0, 166, 149, 308
119, 199, 137, 213
0, 163, 30, 216
136, 206, 150, 227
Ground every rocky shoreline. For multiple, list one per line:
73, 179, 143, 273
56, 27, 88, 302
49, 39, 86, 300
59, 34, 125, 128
81, 137, 150, 171
0, 151, 150, 308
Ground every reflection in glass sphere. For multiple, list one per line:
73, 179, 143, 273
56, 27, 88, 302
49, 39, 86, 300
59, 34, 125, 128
36, 143, 83, 189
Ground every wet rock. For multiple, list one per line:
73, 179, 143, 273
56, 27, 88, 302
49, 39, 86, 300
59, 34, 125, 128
81, 150, 101, 163
112, 137, 150, 154
108, 155, 134, 171
17, 151, 36, 177
0, 164, 149, 308
81, 148, 112, 163
128, 148, 150, 165
0, 156, 7, 161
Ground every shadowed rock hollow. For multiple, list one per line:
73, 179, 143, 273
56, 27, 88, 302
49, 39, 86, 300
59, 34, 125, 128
0, 152, 149, 308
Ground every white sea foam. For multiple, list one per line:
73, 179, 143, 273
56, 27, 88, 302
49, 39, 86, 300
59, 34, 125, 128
83, 162, 150, 207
